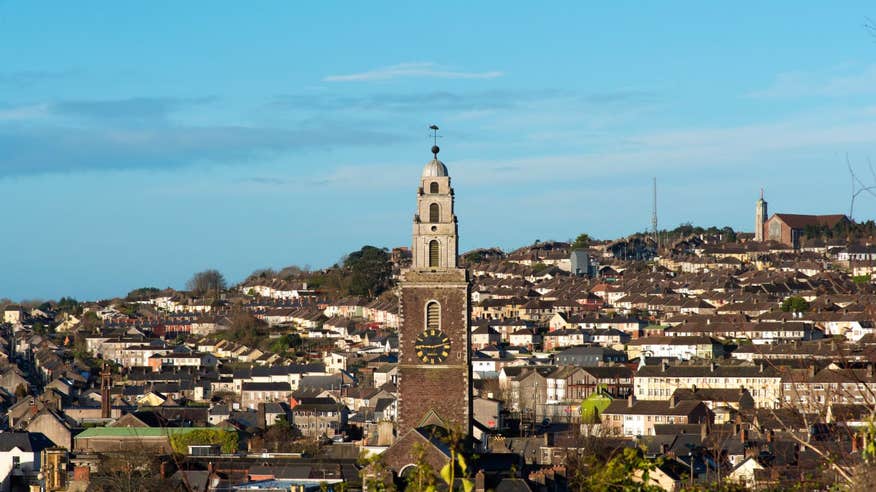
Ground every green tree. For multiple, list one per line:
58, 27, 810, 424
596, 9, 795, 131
269, 333, 302, 354
578, 447, 663, 492
572, 233, 593, 250
344, 246, 392, 297
125, 287, 160, 301
57, 296, 82, 314
781, 296, 810, 313
168, 429, 238, 454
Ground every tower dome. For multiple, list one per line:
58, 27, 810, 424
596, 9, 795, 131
422, 158, 448, 178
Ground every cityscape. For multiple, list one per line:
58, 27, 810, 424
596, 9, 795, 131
3, 3, 876, 492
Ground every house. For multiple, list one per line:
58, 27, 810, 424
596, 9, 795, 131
471, 326, 501, 350
290, 397, 348, 438
241, 382, 292, 410
601, 395, 711, 436
2, 306, 23, 325
627, 336, 724, 361
553, 346, 627, 366
635, 361, 782, 409
0, 432, 53, 492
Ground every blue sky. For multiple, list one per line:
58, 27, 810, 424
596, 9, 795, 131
1, 2, 875, 300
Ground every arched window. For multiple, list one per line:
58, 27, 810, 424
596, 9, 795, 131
430, 182, 439, 193
429, 240, 440, 267
429, 203, 440, 223
426, 301, 440, 330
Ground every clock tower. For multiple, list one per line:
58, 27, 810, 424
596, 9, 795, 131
396, 142, 472, 438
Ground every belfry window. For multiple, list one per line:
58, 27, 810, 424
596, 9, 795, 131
429, 240, 440, 267
430, 182, 439, 193
429, 203, 440, 223
426, 301, 440, 330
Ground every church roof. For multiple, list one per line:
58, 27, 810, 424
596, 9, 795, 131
772, 213, 848, 229
422, 158, 448, 178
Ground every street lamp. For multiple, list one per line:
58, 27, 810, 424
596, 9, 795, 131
688, 451, 694, 487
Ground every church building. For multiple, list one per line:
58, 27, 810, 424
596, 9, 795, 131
395, 143, 472, 438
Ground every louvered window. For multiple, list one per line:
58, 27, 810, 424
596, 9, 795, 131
426, 301, 440, 330
429, 203, 440, 222
429, 240, 440, 267
430, 182, 439, 193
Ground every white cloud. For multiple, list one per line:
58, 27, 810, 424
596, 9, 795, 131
0, 103, 49, 121
324, 62, 503, 82
747, 64, 876, 98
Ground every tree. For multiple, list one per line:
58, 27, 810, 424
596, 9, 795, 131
781, 296, 810, 313
80, 311, 102, 331
344, 246, 392, 297
572, 233, 593, 250
125, 287, 160, 301
57, 296, 82, 314
572, 446, 663, 492
269, 333, 302, 354
186, 269, 227, 297
220, 311, 268, 347
88, 451, 176, 492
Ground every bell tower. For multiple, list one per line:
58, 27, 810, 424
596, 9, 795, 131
755, 189, 768, 242
396, 138, 472, 438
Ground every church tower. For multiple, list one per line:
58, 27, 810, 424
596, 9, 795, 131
396, 142, 472, 438
755, 189, 767, 241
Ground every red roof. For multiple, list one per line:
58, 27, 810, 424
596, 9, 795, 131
772, 213, 848, 229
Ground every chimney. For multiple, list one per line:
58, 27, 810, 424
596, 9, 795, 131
661, 360, 668, 373
767, 429, 774, 443
257, 402, 267, 429
740, 428, 748, 443
853, 435, 860, 453
809, 365, 816, 378
710, 362, 716, 373
669, 394, 677, 409
700, 422, 709, 441
475, 470, 486, 492
870, 364, 875, 379
759, 362, 764, 373
628, 394, 635, 408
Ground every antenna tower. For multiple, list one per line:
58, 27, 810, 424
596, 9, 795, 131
651, 177, 658, 252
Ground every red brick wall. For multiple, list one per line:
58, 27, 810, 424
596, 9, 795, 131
397, 271, 471, 437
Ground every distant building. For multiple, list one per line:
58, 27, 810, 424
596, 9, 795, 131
755, 190, 767, 242
570, 249, 591, 277
763, 213, 849, 248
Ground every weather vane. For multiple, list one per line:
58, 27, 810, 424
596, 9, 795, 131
429, 124, 441, 158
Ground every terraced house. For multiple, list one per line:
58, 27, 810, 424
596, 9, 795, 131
635, 361, 782, 408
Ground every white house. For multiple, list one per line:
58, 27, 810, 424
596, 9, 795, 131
0, 432, 48, 492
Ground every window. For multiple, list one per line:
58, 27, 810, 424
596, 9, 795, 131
430, 182, 439, 193
426, 301, 440, 330
12, 456, 20, 469
430, 203, 440, 222
429, 240, 440, 267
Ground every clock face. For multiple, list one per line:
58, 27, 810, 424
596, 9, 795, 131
414, 329, 451, 364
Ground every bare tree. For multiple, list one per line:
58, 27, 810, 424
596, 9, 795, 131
185, 269, 226, 298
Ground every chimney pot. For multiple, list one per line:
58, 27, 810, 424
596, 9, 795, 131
628, 394, 634, 408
